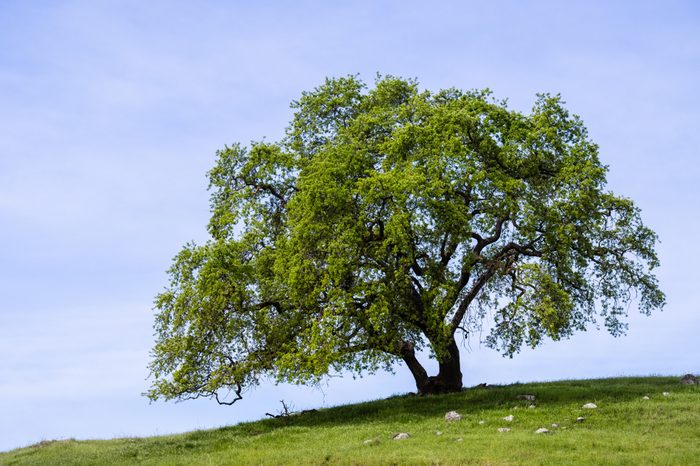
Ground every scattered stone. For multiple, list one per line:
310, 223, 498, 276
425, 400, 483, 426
455, 437, 463, 442
516, 394, 536, 401
393, 433, 410, 440
680, 374, 698, 385
363, 438, 380, 446
502, 415, 514, 422
576, 417, 585, 422
535, 428, 550, 434
528, 404, 536, 409
478, 420, 485, 425
551, 423, 560, 428
444, 411, 462, 421
435, 431, 443, 436
582, 403, 598, 409
662, 392, 670, 397
497, 427, 511, 433
642, 395, 650, 400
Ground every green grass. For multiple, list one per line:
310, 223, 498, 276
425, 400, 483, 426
3, 376, 699, 465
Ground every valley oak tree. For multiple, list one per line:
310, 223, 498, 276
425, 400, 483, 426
147, 76, 664, 402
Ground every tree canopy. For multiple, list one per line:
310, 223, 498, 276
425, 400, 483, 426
147, 76, 664, 402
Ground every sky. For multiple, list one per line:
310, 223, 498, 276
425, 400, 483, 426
1, 0, 699, 452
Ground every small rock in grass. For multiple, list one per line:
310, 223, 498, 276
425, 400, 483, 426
528, 404, 536, 409
662, 392, 670, 396
497, 427, 511, 433
502, 415, 514, 422
393, 433, 410, 440
576, 417, 585, 422
582, 403, 597, 409
435, 431, 443, 436
363, 438, 380, 446
642, 395, 650, 400
680, 374, 698, 385
444, 410, 462, 421
516, 394, 536, 401
535, 428, 550, 434
455, 437, 463, 442
478, 420, 485, 425
551, 423, 560, 428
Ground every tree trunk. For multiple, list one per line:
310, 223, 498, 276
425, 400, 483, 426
401, 339, 463, 395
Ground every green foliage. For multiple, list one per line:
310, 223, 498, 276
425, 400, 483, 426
147, 75, 663, 403
5, 377, 700, 465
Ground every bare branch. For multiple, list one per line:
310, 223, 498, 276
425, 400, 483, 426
265, 400, 294, 418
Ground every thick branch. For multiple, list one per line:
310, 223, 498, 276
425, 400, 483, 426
400, 341, 429, 390
471, 214, 509, 257
439, 232, 459, 267
445, 214, 510, 307
450, 268, 497, 331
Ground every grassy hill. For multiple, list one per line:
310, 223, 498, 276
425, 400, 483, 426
2, 376, 699, 465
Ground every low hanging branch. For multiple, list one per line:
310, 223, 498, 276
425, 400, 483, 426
213, 383, 244, 406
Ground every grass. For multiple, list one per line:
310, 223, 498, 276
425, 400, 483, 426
2, 376, 699, 465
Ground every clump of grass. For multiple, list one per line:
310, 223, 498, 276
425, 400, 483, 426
2, 376, 699, 465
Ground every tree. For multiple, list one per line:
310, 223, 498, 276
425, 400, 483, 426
147, 76, 664, 402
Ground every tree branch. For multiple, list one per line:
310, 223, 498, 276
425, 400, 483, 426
444, 214, 510, 308
450, 238, 542, 333
472, 214, 509, 256
238, 174, 291, 206
400, 341, 429, 391
450, 267, 497, 331
214, 382, 243, 406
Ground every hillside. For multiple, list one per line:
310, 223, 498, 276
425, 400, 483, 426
2, 376, 699, 465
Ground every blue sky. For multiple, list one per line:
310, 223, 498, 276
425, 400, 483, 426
1, 0, 698, 452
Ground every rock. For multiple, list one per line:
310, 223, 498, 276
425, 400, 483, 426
582, 403, 598, 409
662, 392, 670, 396
576, 417, 585, 422
528, 404, 536, 409
680, 374, 698, 385
363, 438, 380, 446
516, 394, 536, 401
455, 437, 463, 442
551, 423, 560, 428
502, 415, 514, 422
444, 411, 462, 421
642, 395, 650, 400
435, 431, 443, 436
393, 433, 410, 440
497, 427, 511, 433
478, 420, 485, 425
535, 428, 550, 434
